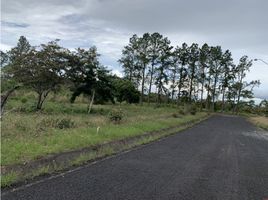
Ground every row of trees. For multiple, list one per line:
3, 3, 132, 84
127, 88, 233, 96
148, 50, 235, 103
119, 33, 260, 112
0, 33, 262, 115
1, 36, 140, 115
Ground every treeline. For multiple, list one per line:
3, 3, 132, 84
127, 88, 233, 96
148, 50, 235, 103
0, 33, 263, 116
119, 33, 260, 112
0, 36, 140, 116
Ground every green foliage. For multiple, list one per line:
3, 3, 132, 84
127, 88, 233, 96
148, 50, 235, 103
190, 105, 197, 115
1, 172, 18, 187
38, 118, 75, 129
20, 97, 28, 104
67, 47, 115, 106
109, 109, 124, 123
112, 77, 140, 103
5, 38, 66, 110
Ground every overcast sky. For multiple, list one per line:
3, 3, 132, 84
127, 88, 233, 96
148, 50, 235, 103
1, 0, 268, 99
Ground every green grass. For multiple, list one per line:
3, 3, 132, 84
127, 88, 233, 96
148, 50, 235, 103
1, 172, 19, 187
2, 92, 207, 167
2, 110, 206, 166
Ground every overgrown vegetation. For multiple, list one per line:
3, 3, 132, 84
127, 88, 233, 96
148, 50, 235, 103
249, 116, 268, 130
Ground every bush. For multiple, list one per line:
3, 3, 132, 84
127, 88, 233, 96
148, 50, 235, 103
20, 98, 28, 104
38, 118, 75, 129
183, 104, 197, 115
178, 109, 185, 115
56, 118, 75, 129
109, 109, 124, 123
172, 113, 180, 118
190, 105, 197, 115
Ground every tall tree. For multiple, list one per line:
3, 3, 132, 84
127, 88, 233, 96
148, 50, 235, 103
118, 35, 141, 88
233, 56, 260, 113
137, 33, 150, 104
67, 47, 114, 113
154, 38, 172, 104
177, 43, 189, 103
210, 46, 223, 111
169, 49, 180, 101
187, 43, 199, 101
198, 44, 210, 109
1, 36, 32, 115
7, 40, 66, 110
219, 50, 234, 112
147, 33, 169, 103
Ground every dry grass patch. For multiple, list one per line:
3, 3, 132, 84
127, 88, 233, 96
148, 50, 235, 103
249, 116, 268, 130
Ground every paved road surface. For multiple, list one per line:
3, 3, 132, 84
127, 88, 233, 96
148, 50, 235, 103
2, 115, 268, 200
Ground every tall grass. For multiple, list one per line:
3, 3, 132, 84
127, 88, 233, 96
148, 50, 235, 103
1, 101, 206, 166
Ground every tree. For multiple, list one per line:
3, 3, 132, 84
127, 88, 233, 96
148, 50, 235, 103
154, 38, 172, 104
176, 43, 189, 103
7, 40, 66, 110
118, 35, 141, 88
219, 50, 234, 112
67, 47, 114, 113
147, 33, 169, 103
112, 77, 140, 103
119, 34, 150, 104
187, 43, 199, 101
137, 33, 150, 104
169, 50, 180, 101
1, 36, 32, 116
198, 44, 210, 109
234, 56, 252, 113
209, 46, 223, 111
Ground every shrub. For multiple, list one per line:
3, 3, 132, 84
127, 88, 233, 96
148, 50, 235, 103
109, 109, 124, 123
38, 118, 75, 129
56, 118, 75, 129
190, 105, 197, 115
178, 109, 185, 115
172, 113, 178, 118
20, 98, 28, 104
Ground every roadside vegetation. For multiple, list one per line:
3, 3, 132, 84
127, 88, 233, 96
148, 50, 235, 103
1, 34, 267, 187
249, 116, 268, 130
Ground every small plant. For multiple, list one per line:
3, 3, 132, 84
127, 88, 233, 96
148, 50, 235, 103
190, 105, 197, 115
38, 117, 75, 129
56, 118, 75, 129
172, 113, 180, 118
20, 98, 28, 104
109, 109, 124, 123
178, 109, 185, 115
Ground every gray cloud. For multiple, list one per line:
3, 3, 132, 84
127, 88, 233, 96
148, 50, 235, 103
1, 0, 268, 98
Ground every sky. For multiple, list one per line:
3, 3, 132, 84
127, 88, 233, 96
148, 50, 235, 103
1, 0, 268, 99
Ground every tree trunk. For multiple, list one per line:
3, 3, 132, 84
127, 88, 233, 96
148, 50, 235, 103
235, 70, 245, 114
212, 75, 217, 111
88, 90, 95, 114
206, 74, 211, 110
171, 70, 176, 101
200, 67, 205, 110
36, 90, 50, 110
1, 85, 20, 117
189, 67, 194, 102
147, 62, 155, 104
177, 67, 183, 105
232, 95, 236, 114
221, 88, 226, 112
140, 64, 146, 105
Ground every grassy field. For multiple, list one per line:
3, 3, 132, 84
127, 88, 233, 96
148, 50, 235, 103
1, 92, 207, 167
249, 116, 268, 130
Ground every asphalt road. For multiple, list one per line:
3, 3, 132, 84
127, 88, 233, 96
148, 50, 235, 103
2, 115, 268, 200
